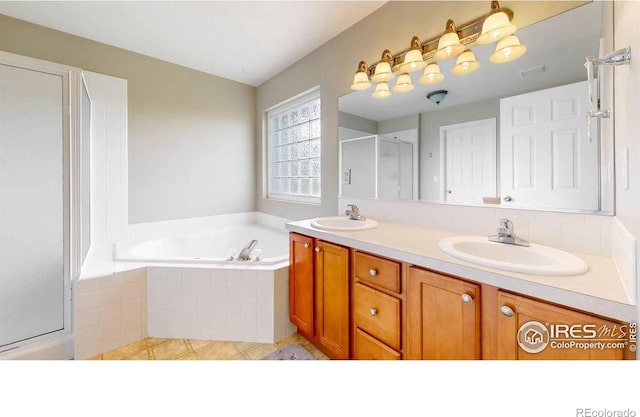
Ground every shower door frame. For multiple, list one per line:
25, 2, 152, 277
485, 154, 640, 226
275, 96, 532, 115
0, 50, 81, 358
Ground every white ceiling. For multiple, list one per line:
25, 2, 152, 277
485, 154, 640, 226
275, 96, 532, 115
339, 1, 603, 121
0, 1, 387, 86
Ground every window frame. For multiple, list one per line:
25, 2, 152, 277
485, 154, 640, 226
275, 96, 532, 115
264, 87, 321, 205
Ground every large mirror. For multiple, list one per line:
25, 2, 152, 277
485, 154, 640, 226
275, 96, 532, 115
338, 2, 614, 214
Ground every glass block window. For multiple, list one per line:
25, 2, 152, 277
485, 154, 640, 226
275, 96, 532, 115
266, 89, 321, 203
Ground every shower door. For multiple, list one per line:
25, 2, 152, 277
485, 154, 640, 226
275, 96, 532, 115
0, 54, 72, 352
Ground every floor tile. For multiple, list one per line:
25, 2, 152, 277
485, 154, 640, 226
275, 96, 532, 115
193, 341, 241, 360
176, 352, 198, 360
244, 344, 279, 360
102, 339, 148, 360
152, 339, 191, 360
126, 350, 152, 360
234, 341, 260, 353
187, 339, 213, 351
146, 337, 172, 347
275, 333, 310, 348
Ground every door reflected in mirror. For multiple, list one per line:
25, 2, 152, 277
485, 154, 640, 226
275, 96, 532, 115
338, 1, 613, 214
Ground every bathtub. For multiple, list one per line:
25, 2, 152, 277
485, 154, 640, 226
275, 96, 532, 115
104, 217, 296, 346
115, 224, 289, 266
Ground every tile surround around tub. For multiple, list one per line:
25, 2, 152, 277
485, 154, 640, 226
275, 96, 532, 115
74, 268, 147, 360
146, 266, 295, 344
339, 197, 613, 256
612, 218, 638, 304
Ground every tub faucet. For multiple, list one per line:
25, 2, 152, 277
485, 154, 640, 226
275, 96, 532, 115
488, 219, 529, 247
238, 240, 258, 261
345, 204, 366, 221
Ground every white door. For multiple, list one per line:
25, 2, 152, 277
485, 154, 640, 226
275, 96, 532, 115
441, 118, 497, 204
500, 81, 597, 210
0, 63, 65, 348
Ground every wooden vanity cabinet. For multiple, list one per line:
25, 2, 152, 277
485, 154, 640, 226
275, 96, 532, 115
352, 251, 405, 359
407, 267, 481, 360
315, 240, 350, 359
289, 233, 315, 336
496, 291, 627, 360
288, 233, 350, 359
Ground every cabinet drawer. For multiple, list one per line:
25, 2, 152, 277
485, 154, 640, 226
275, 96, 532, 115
354, 252, 401, 293
354, 282, 401, 350
354, 328, 401, 360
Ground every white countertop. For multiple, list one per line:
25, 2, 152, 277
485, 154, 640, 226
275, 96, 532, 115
286, 219, 637, 323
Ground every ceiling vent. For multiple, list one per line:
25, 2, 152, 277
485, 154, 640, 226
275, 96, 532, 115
519, 64, 546, 79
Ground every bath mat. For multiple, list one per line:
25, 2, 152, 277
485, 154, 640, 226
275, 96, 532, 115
261, 344, 316, 360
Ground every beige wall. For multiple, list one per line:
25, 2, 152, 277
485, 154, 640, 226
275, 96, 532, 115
0, 14, 256, 224
256, 1, 586, 220
612, 1, 640, 320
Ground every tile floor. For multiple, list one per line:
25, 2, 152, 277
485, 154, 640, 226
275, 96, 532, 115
89, 332, 329, 360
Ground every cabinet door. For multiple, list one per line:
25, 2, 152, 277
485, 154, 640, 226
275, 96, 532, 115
315, 240, 350, 359
289, 233, 314, 336
496, 291, 625, 360
407, 267, 481, 360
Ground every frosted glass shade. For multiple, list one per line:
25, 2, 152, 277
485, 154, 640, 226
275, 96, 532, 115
451, 50, 480, 75
398, 49, 427, 73
419, 63, 444, 84
372, 82, 392, 99
477, 12, 517, 45
490, 35, 527, 63
434, 32, 465, 61
393, 73, 415, 93
350, 71, 371, 90
371, 61, 396, 83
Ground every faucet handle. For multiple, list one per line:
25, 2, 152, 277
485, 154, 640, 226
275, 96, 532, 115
497, 218, 513, 235
346, 204, 359, 212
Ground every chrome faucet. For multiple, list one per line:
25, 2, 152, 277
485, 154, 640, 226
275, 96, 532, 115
488, 219, 529, 247
345, 204, 366, 221
238, 240, 258, 261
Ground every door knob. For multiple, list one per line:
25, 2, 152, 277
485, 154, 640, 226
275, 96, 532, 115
503, 195, 513, 202
500, 305, 514, 317
461, 294, 473, 304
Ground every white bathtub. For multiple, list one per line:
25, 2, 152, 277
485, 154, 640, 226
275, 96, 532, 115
115, 224, 289, 266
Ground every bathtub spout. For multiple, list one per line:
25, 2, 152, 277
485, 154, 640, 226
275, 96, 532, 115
238, 240, 258, 261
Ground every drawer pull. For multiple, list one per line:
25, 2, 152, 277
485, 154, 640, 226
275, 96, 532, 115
304, 243, 310, 248
461, 293, 473, 304
315, 247, 321, 253
369, 308, 377, 317
500, 305, 514, 317
369, 269, 377, 277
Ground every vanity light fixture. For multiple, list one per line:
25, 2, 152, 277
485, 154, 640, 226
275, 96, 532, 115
372, 82, 392, 99
371, 50, 396, 83
434, 20, 465, 61
452, 50, 480, 75
476, 1, 517, 44
420, 63, 445, 85
398, 36, 428, 73
350, 61, 371, 91
393, 73, 415, 93
350, 1, 523, 96
490, 35, 527, 63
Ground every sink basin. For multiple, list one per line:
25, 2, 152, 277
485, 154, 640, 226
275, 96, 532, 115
310, 216, 378, 231
438, 236, 588, 276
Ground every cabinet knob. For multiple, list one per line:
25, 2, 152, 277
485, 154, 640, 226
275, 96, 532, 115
500, 305, 514, 317
369, 269, 377, 277
315, 247, 321, 253
461, 293, 473, 304
304, 243, 310, 248
369, 308, 377, 317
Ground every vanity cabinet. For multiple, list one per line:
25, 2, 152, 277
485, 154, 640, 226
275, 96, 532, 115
407, 267, 481, 360
352, 252, 405, 359
288, 232, 631, 360
496, 291, 626, 360
315, 240, 350, 359
288, 233, 350, 359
